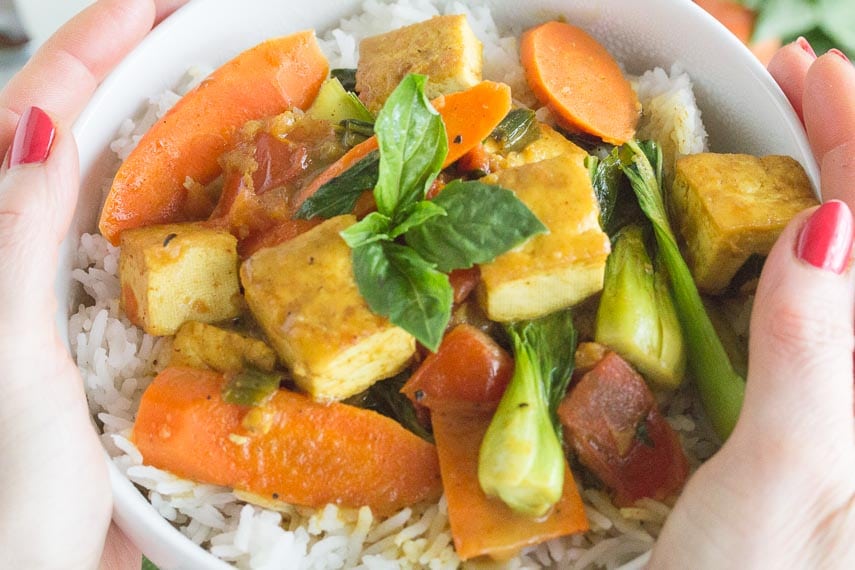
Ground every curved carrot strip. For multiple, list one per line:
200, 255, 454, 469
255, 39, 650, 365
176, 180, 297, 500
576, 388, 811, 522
132, 367, 442, 515
520, 21, 639, 145
99, 31, 329, 245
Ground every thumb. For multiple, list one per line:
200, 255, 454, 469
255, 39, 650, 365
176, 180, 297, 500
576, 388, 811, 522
741, 200, 854, 447
0, 106, 77, 333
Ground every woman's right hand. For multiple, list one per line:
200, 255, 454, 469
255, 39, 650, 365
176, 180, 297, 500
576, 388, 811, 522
650, 42, 855, 569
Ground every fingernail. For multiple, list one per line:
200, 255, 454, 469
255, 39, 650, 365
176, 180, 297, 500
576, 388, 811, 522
796, 200, 854, 274
9, 106, 55, 167
796, 36, 816, 59
828, 48, 851, 64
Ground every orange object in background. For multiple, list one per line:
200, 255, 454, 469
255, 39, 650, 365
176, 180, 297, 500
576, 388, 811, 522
695, 0, 782, 64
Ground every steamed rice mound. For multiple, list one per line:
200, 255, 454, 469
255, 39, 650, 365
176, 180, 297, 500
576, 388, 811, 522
70, 1, 719, 568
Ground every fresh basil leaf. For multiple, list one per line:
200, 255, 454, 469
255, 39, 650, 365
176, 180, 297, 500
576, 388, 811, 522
142, 557, 160, 570
374, 74, 448, 220
340, 212, 391, 248
294, 150, 379, 220
390, 201, 447, 239
352, 241, 452, 351
405, 180, 548, 273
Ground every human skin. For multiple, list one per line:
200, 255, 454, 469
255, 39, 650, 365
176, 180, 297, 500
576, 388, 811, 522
0, 4, 852, 569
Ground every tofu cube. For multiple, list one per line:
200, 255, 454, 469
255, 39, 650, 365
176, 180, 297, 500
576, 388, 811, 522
356, 14, 482, 113
171, 321, 278, 373
119, 223, 241, 336
240, 215, 416, 401
478, 155, 611, 321
670, 153, 818, 293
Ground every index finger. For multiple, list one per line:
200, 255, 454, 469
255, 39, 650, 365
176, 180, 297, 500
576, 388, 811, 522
0, 0, 187, 153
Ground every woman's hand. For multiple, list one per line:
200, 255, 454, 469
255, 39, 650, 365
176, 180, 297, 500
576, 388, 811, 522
650, 44, 855, 568
0, 1, 186, 568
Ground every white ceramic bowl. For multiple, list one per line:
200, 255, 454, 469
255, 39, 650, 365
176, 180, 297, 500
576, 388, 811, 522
62, 0, 817, 568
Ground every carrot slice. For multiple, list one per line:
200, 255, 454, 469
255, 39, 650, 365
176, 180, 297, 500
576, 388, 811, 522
403, 325, 587, 560
293, 81, 512, 209
99, 31, 329, 245
433, 413, 588, 560
132, 367, 442, 515
432, 81, 512, 167
520, 21, 639, 145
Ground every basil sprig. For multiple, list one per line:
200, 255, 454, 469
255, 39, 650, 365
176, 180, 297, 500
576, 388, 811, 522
335, 74, 546, 351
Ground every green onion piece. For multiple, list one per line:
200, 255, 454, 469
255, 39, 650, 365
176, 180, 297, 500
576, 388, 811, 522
490, 108, 541, 152
221, 366, 282, 407
331, 68, 358, 92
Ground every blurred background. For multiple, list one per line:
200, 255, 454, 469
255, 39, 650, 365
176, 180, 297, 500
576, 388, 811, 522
0, 0, 852, 87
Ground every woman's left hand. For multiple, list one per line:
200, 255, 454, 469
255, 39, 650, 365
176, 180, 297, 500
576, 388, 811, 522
0, 1, 187, 568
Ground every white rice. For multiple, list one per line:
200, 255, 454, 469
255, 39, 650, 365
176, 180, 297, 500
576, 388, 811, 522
71, 1, 719, 568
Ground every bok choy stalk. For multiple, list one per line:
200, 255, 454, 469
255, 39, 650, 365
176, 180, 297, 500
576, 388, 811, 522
595, 224, 686, 390
619, 140, 745, 440
478, 310, 577, 517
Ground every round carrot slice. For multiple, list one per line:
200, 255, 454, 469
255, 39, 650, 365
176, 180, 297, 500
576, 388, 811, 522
520, 21, 640, 145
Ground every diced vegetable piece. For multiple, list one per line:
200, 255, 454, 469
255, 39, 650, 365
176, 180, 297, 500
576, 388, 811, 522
621, 141, 744, 440
119, 223, 241, 336
433, 413, 588, 560
520, 21, 640, 145
222, 367, 282, 407
330, 68, 358, 92
401, 324, 513, 414
240, 215, 416, 401
171, 321, 278, 373
478, 156, 610, 322
132, 367, 441, 515
449, 267, 480, 305
305, 77, 374, 125
558, 352, 689, 506
209, 112, 348, 254
293, 137, 380, 213
595, 225, 686, 389
490, 108, 541, 152
99, 31, 329, 244
670, 153, 818, 293
479, 311, 578, 517
356, 14, 482, 113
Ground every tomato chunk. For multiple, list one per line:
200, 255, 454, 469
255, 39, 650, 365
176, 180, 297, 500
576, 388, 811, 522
558, 351, 688, 506
401, 324, 513, 414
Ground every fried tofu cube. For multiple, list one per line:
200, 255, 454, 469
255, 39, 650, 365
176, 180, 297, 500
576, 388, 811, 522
356, 14, 482, 113
478, 155, 611, 321
240, 215, 416, 401
171, 321, 277, 373
670, 153, 818, 293
119, 223, 241, 336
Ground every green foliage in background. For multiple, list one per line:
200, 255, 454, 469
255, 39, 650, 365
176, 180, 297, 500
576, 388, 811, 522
739, 0, 855, 54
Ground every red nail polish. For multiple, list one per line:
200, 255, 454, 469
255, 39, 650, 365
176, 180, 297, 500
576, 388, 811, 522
796, 200, 854, 274
828, 48, 851, 64
9, 106, 55, 167
796, 36, 816, 59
